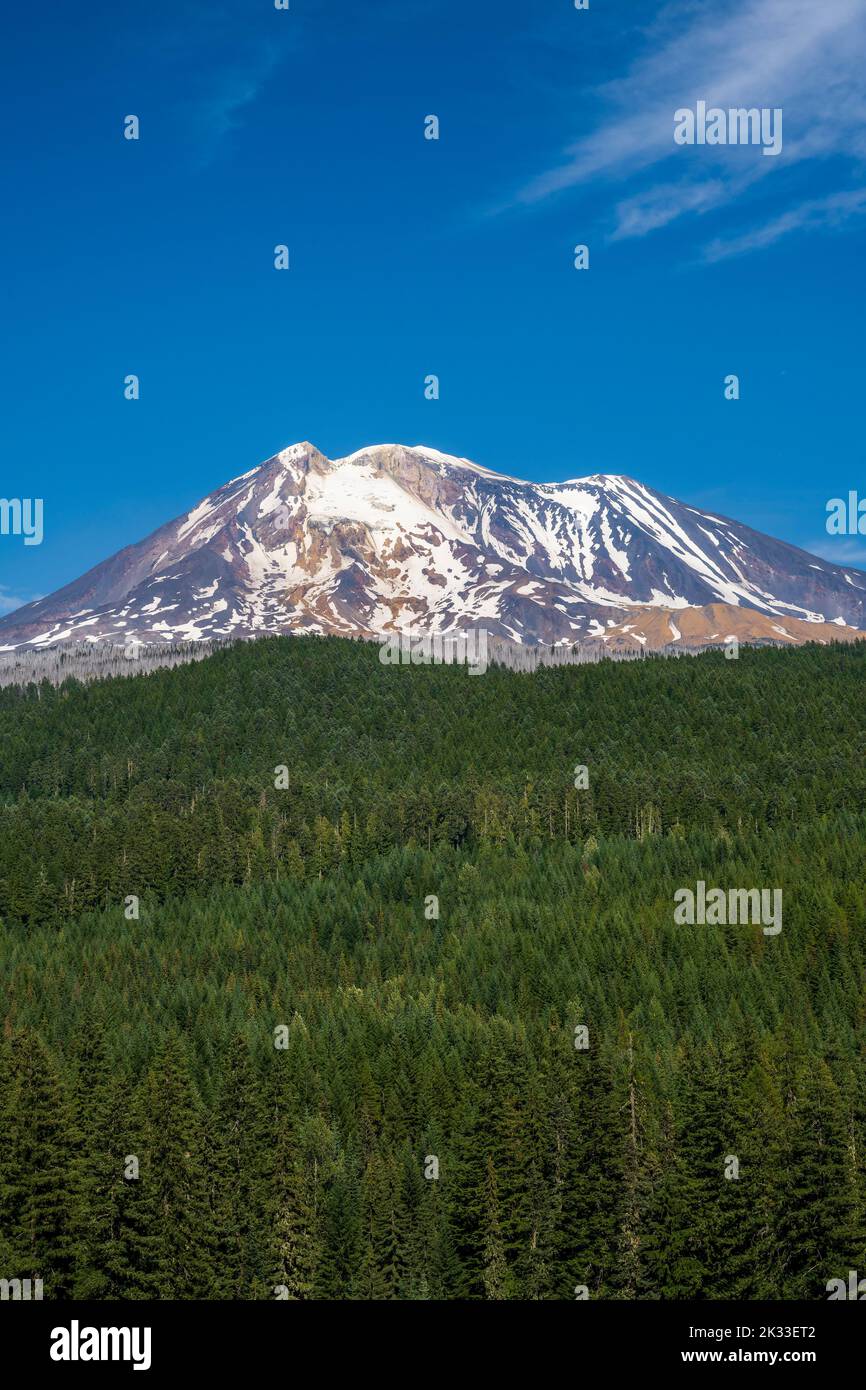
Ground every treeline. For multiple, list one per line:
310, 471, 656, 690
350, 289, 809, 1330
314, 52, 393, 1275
0, 639, 234, 690
1, 637, 865, 929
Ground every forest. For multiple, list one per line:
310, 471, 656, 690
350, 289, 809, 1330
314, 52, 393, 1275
1, 634, 864, 1299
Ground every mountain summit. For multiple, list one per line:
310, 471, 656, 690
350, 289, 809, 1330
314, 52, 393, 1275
2, 442, 864, 652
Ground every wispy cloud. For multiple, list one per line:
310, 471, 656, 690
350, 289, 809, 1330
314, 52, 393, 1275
610, 177, 731, 241
148, 1, 300, 168
193, 41, 288, 166
0, 586, 42, 616
703, 186, 866, 260
806, 539, 866, 569
509, 0, 866, 258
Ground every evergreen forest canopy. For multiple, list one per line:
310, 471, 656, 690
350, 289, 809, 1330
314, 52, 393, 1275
0, 634, 864, 1300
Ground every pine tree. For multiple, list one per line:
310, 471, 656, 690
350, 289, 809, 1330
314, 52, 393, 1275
0, 1030, 78, 1297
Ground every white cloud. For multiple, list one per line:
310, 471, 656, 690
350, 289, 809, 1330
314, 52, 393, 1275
610, 178, 730, 241
512, 0, 866, 257
703, 186, 866, 260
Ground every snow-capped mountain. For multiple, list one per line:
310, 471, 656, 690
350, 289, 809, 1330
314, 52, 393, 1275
2, 441, 864, 652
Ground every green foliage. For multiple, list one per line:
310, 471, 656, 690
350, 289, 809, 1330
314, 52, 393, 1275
0, 635, 864, 1298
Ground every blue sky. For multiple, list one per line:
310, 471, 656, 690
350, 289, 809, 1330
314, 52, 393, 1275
2, 0, 865, 611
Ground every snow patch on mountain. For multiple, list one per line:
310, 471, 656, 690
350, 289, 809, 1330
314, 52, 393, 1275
1, 440, 865, 652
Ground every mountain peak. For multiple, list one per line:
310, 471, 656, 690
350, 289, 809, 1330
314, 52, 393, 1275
0, 442, 864, 653
268, 441, 327, 470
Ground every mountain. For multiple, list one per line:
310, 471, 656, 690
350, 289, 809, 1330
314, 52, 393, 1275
2, 441, 864, 652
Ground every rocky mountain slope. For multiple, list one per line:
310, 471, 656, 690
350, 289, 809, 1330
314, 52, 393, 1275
1, 442, 863, 652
